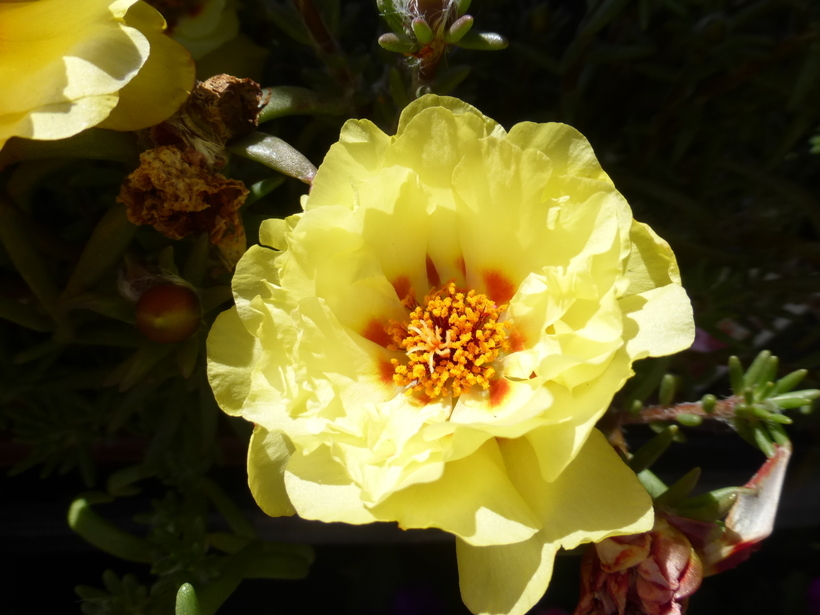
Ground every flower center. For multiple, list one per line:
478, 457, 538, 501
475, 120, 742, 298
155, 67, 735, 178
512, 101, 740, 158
387, 282, 509, 399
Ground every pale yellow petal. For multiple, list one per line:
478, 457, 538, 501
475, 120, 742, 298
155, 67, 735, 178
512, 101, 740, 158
500, 430, 654, 551
371, 438, 541, 546
621, 284, 695, 360
397, 94, 505, 139
505, 121, 612, 184
0, 0, 146, 143
206, 307, 259, 416
100, 1, 195, 131
456, 535, 558, 615
306, 118, 391, 210
284, 444, 379, 524
248, 425, 296, 517
623, 219, 682, 294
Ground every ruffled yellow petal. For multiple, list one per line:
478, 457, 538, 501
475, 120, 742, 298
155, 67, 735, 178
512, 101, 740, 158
456, 535, 558, 615
284, 444, 379, 525
0, 0, 145, 145
371, 438, 541, 546
248, 425, 296, 517
500, 430, 654, 551
99, 0, 195, 131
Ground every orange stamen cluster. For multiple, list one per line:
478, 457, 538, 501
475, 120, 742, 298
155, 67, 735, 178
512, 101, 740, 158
387, 282, 509, 399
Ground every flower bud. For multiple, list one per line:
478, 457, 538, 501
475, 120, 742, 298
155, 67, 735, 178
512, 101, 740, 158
575, 518, 703, 615
135, 283, 201, 344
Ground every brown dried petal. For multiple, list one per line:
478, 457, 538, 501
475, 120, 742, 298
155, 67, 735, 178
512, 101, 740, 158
118, 145, 247, 253
187, 74, 263, 141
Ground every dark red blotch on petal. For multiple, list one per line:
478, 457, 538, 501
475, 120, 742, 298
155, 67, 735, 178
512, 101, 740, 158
425, 255, 441, 288
363, 318, 392, 348
483, 269, 516, 304
489, 378, 511, 407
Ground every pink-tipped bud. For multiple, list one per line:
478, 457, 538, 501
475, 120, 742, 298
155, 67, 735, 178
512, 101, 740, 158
575, 519, 703, 615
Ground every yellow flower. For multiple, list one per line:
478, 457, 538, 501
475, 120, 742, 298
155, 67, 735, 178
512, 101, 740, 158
0, 0, 195, 150
207, 95, 695, 615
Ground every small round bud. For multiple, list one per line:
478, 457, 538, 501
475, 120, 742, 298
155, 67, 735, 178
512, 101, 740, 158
135, 283, 201, 344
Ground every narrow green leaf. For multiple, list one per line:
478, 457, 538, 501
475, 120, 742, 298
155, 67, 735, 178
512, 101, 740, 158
183, 233, 211, 288
62, 205, 136, 298
728, 356, 744, 395
677, 486, 753, 522
68, 496, 154, 563
655, 467, 701, 507
199, 477, 256, 539
744, 350, 772, 389
771, 369, 807, 395
0, 294, 54, 331
378, 32, 419, 54
258, 87, 345, 124
768, 389, 820, 409
455, 31, 508, 51
637, 468, 668, 499
628, 425, 678, 473
767, 421, 791, 446
658, 373, 677, 406
444, 15, 474, 44
0, 196, 63, 326
244, 175, 286, 207
753, 423, 776, 457
412, 18, 434, 45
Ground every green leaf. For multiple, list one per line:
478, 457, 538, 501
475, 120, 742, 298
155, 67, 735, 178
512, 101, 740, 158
655, 467, 701, 507
378, 32, 419, 54
62, 205, 136, 298
444, 15, 474, 44
228, 132, 317, 185
658, 373, 677, 406
68, 495, 154, 563
677, 486, 754, 522
258, 87, 345, 124
768, 389, 820, 409
728, 356, 745, 395
455, 31, 508, 51
771, 369, 807, 395
629, 425, 678, 473
743, 350, 772, 390
412, 18, 434, 45
176, 583, 203, 615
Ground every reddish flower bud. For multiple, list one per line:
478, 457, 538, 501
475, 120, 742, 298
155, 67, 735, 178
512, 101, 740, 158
575, 519, 703, 615
135, 283, 201, 344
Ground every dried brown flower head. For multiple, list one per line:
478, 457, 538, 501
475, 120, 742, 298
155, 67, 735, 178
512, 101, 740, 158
118, 145, 247, 268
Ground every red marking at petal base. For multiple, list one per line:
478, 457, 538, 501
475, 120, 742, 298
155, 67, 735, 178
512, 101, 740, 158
426, 255, 441, 288
456, 255, 466, 278
363, 319, 392, 348
508, 327, 526, 352
489, 378, 511, 407
483, 269, 516, 304
378, 358, 396, 385
392, 275, 411, 301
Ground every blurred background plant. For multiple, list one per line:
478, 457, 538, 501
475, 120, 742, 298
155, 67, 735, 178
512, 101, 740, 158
2, 0, 820, 613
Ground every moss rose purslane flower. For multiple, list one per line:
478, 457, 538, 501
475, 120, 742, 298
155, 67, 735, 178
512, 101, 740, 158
0, 0, 194, 150
207, 95, 695, 615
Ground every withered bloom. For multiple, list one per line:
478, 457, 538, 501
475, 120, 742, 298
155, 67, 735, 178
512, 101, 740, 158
118, 145, 247, 267
575, 518, 703, 615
